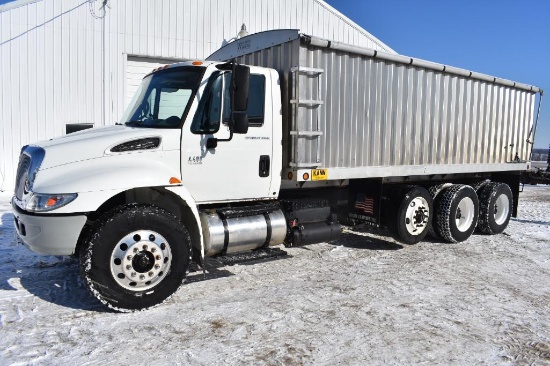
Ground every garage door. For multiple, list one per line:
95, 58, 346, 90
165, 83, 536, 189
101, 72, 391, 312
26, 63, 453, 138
126, 56, 186, 108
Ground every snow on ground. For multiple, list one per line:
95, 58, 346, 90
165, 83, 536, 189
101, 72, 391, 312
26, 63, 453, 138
0, 186, 549, 365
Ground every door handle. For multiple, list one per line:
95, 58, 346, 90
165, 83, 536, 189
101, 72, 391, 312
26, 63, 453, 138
259, 155, 270, 177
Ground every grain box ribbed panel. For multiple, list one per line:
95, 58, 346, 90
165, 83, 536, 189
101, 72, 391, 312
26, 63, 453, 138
237, 39, 299, 168
226, 32, 537, 178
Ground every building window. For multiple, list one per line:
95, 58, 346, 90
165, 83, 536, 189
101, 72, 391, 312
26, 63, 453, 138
66, 123, 94, 134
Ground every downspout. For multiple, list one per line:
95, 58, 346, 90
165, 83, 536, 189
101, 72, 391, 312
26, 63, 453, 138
102, 6, 106, 126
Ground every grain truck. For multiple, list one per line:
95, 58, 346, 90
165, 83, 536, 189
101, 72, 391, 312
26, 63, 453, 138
12, 30, 542, 311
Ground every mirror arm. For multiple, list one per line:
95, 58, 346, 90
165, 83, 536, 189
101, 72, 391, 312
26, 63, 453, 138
211, 129, 233, 144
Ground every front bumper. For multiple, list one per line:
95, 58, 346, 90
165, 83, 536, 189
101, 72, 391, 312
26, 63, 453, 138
12, 198, 87, 256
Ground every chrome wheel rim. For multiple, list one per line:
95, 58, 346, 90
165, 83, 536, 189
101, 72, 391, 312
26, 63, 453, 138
456, 197, 475, 232
405, 197, 430, 236
494, 193, 510, 225
110, 230, 172, 291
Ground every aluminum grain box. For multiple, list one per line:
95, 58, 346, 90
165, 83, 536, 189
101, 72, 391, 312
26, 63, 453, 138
208, 30, 541, 181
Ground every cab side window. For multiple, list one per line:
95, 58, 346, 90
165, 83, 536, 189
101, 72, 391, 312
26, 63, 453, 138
191, 72, 266, 134
222, 74, 266, 127
191, 72, 224, 134
247, 74, 266, 127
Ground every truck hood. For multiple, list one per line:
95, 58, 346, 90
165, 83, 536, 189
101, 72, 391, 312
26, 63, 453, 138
34, 125, 181, 170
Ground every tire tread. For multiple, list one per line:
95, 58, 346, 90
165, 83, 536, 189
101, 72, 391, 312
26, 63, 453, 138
477, 182, 513, 235
79, 204, 192, 312
435, 184, 479, 243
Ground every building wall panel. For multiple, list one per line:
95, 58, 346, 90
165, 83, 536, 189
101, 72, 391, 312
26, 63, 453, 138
0, 0, 394, 190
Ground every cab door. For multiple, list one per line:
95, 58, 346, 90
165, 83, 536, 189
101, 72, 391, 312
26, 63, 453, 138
181, 68, 275, 203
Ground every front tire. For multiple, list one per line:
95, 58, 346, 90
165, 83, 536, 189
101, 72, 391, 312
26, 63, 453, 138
80, 204, 191, 312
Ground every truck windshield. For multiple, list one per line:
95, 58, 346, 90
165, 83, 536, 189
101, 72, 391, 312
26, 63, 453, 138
121, 67, 205, 129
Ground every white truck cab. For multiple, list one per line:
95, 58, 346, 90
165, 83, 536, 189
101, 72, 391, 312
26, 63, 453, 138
13, 61, 281, 251
13, 60, 290, 311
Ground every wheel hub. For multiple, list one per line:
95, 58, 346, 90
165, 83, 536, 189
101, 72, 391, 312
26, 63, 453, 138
455, 197, 475, 232
494, 193, 510, 225
405, 197, 430, 235
110, 230, 172, 291
133, 251, 155, 273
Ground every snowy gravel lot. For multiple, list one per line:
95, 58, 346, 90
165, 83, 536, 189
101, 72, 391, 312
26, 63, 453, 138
0, 186, 549, 365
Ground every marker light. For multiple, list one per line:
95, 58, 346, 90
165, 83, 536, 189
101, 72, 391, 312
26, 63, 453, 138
192, 61, 203, 66
303, 172, 310, 180
169, 177, 181, 184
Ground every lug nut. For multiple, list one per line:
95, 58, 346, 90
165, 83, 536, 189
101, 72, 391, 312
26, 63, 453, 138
140, 275, 145, 280
126, 265, 132, 270
155, 264, 160, 269
131, 272, 136, 277
127, 255, 133, 260
133, 247, 138, 253
156, 255, 161, 260
151, 248, 156, 253
142, 245, 148, 250
148, 271, 154, 277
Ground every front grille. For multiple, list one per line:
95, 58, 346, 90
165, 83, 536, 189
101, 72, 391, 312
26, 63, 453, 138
15, 154, 31, 200
14, 146, 45, 200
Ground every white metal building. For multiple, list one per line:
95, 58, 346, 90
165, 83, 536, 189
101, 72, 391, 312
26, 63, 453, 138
0, 0, 394, 190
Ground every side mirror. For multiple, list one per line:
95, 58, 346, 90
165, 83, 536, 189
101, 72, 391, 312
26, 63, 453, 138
213, 61, 250, 141
233, 112, 249, 134
232, 64, 250, 112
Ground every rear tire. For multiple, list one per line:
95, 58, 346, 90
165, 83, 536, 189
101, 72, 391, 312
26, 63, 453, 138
477, 182, 513, 234
388, 185, 432, 244
427, 183, 452, 238
471, 179, 490, 193
80, 204, 191, 312
434, 185, 479, 243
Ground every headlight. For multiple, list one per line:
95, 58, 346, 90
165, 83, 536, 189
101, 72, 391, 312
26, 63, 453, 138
26, 193, 78, 212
